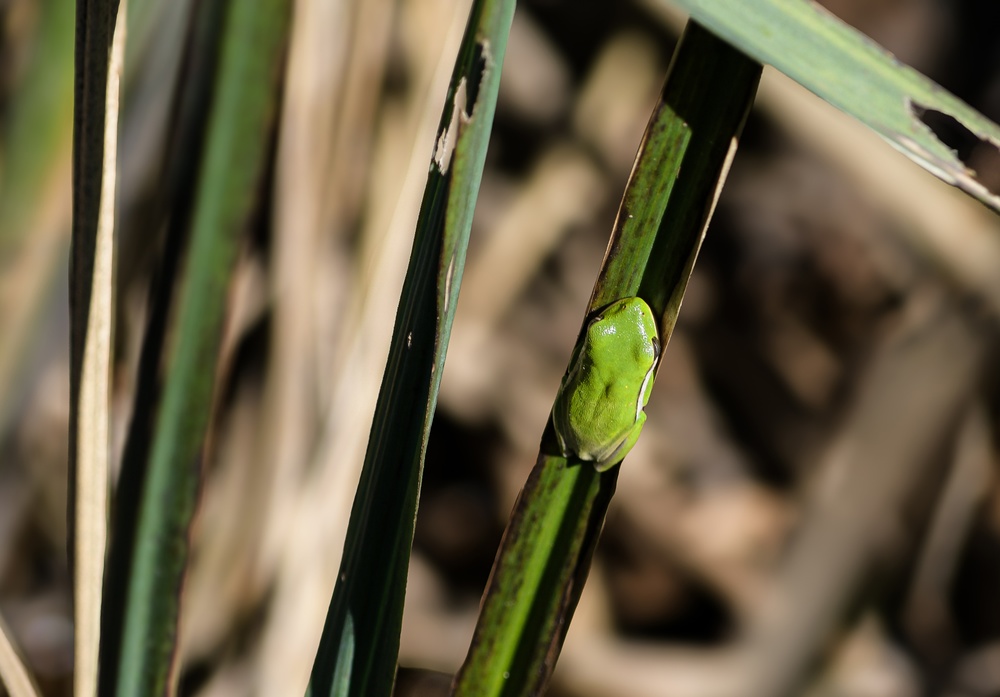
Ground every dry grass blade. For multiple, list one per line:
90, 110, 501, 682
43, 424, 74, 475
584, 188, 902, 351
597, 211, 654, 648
0, 613, 40, 697
74, 6, 125, 693
70, 0, 126, 696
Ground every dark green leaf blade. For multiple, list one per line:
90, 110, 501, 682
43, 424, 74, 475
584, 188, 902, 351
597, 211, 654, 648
98, 0, 229, 689
306, 1, 515, 696
105, 1, 292, 694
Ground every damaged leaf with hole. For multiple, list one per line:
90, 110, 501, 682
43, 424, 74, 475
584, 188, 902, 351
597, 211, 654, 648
661, 0, 1000, 213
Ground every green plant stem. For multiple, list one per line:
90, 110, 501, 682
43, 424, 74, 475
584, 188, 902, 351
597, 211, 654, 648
451, 23, 761, 697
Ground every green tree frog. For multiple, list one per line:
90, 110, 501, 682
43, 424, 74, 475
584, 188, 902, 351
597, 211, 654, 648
553, 297, 660, 471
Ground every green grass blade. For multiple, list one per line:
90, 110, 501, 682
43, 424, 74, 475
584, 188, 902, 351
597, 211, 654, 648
105, 1, 291, 693
659, 0, 1000, 213
99, 0, 227, 683
306, 1, 515, 696
68, 0, 124, 694
451, 23, 762, 697
105, 0, 225, 520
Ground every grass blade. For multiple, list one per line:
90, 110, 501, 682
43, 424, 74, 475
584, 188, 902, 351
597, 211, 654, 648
99, 1, 227, 679
659, 0, 1000, 212
451, 23, 762, 697
69, 0, 125, 695
0, 612, 40, 697
102, 0, 291, 693
306, 1, 515, 695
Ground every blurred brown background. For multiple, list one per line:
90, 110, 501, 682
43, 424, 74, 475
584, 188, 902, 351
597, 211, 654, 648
1, 0, 1000, 695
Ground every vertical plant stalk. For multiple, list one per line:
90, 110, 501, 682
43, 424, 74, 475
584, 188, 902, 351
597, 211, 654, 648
105, 0, 292, 694
452, 24, 761, 697
69, 0, 123, 695
76, 7, 125, 696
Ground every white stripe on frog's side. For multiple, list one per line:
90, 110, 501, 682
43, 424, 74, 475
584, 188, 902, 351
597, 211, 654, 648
636, 363, 655, 422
